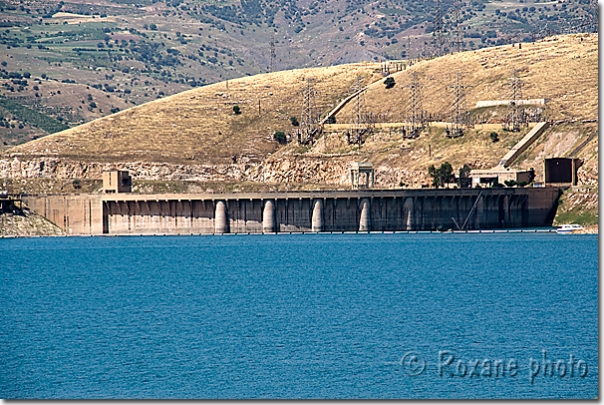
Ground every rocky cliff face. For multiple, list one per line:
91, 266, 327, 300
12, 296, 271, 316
0, 155, 430, 191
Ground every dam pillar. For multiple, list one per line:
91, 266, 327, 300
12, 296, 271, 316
359, 198, 371, 232
214, 201, 228, 233
311, 199, 323, 232
262, 200, 276, 233
403, 197, 414, 230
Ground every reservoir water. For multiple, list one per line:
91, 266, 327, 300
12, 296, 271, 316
1, 233, 598, 399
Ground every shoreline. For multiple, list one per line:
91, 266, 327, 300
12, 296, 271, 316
3, 228, 597, 239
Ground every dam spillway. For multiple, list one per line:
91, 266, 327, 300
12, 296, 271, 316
22, 188, 562, 235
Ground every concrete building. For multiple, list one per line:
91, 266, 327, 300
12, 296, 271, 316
102, 170, 132, 193
544, 158, 583, 186
470, 168, 534, 187
350, 162, 375, 189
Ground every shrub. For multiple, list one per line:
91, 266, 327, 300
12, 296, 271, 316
72, 179, 82, 189
273, 131, 286, 144
290, 116, 299, 126
490, 131, 499, 142
233, 105, 241, 115
384, 76, 395, 89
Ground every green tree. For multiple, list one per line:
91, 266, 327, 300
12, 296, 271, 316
233, 105, 241, 115
490, 131, 499, 142
428, 162, 454, 188
290, 116, 299, 126
458, 164, 472, 188
273, 131, 286, 144
384, 76, 395, 89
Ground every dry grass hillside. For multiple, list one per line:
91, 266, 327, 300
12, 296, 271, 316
336, 33, 597, 123
7, 63, 383, 164
268, 33, 598, 184
8, 34, 596, 167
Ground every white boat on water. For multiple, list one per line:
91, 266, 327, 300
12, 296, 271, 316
556, 224, 584, 234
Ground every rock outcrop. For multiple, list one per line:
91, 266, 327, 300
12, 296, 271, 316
0, 155, 431, 190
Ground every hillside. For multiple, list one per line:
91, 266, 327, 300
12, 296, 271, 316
0, 0, 597, 145
6, 62, 385, 163
4, 33, 596, 158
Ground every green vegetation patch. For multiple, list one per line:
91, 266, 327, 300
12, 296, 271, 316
0, 98, 68, 133
554, 209, 598, 227
377, 7, 406, 16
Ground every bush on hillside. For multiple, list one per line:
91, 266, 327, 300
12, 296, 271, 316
273, 131, 286, 144
384, 77, 395, 89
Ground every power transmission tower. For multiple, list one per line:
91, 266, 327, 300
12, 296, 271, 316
269, 32, 276, 73
403, 72, 422, 139
450, 1, 464, 53
432, 0, 446, 57
504, 70, 524, 132
297, 78, 322, 145
346, 76, 369, 148
446, 73, 466, 138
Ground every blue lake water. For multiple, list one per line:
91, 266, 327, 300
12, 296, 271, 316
0, 233, 598, 399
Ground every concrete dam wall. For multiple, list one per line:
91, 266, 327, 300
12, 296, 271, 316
23, 188, 561, 235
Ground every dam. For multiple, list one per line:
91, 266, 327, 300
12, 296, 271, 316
22, 187, 561, 235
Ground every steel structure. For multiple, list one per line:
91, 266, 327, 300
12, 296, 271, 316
403, 72, 423, 139
297, 78, 322, 145
446, 72, 466, 138
346, 76, 370, 148
504, 70, 524, 132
